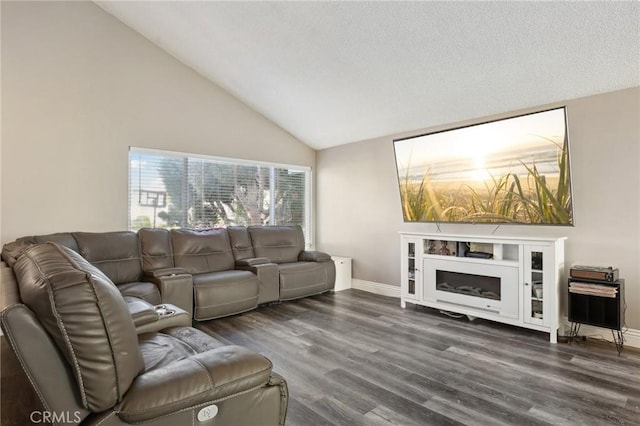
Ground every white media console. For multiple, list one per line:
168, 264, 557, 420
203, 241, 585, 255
400, 232, 566, 343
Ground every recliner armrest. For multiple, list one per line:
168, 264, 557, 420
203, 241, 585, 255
236, 262, 280, 304
118, 345, 273, 423
134, 305, 191, 334
1, 304, 92, 423
144, 267, 187, 278
235, 257, 271, 267
145, 273, 194, 318
124, 296, 159, 328
299, 251, 332, 262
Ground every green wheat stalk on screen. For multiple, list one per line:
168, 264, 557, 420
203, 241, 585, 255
400, 134, 572, 224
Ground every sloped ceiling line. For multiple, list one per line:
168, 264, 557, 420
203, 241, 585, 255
96, 1, 640, 150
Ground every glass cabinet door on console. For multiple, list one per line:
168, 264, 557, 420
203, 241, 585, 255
523, 245, 550, 326
401, 238, 422, 306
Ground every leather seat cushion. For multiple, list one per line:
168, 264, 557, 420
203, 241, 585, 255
138, 327, 227, 371
118, 342, 273, 423
13, 242, 144, 412
118, 281, 161, 305
278, 261, 330, 300
192, 270, 258, 320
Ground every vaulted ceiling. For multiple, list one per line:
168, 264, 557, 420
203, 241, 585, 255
96, 1, 640, 150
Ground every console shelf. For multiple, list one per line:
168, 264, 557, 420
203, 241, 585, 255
400, 232, 566, 343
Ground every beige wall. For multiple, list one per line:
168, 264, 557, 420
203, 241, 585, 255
1, 1, 315, 242
3, 2, 639, 330
317, 87, 640, 329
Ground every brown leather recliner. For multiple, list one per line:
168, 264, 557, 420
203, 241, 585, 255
73, 231, 162, 305
248, 225, 336, 300
1, 242, 288, 425
169, 228, 262, 320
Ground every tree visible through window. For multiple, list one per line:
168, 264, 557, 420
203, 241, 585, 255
129, 149, 310, 237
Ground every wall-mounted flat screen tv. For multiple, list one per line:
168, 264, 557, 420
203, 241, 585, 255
393, 107, 574, 225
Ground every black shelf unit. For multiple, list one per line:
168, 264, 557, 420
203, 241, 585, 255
568, 278, 624, 353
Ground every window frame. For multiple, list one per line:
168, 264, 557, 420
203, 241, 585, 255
128, 147, 313, 245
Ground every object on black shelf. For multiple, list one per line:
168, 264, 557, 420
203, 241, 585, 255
570, 265, 619, 282
569, 281, 618, 298
456, 241, 470, 257
531, 251, 543, 270
532, 281, 543, 298
438, 240, 451, 256
466, 251, 493, 259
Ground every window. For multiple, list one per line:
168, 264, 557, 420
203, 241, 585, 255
128, 148, 311, 241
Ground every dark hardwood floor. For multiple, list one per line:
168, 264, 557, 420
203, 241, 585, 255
196, 290, 640, 426
2, 289, 639, 425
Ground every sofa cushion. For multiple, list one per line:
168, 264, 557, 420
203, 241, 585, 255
34, 232, 79, 252
138, 327, 227, 371
227, 226, 256, 261
138, 228, 174, 271
248, 225, 305, 264
2, 233, 80, 267
13, 242, 144, 412
74, 231, 143, 285
278, 262, 331, 300
118, 342, 273, 423
192, 270, 258, 320
171, 228, 235, 274
118, 281, 161, 305
1, 236, 36, 267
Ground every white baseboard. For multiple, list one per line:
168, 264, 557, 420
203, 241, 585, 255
349, 282, 640, 349
351, 279, 401, 298
620, 328, 640, 349
561, 317, 640, 349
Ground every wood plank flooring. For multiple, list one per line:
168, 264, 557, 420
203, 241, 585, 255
196, 289, 640, 426
2, 289, 639, 425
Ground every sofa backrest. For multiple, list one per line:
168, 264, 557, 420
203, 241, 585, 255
2, 233, 79, 267
13, 242, 144, 413
74, 231, 143, 285
34, 232, 79, 252
1, 236, 36, 267
227, 226, 256, 261
171, 228, 235, 274
138, 228, 174, 271
248, 225, 305, 264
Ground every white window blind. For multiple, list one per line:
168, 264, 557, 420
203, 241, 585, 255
129, 148, 311, 240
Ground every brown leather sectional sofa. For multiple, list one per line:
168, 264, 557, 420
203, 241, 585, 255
0, 225, 335, 425
2, 225, 336, 321
1, 241, 288, 425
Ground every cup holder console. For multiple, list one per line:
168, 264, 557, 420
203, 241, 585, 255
155, 304, 176, 318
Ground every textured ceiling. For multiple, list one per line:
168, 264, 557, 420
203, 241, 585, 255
96, 1, 640, 150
